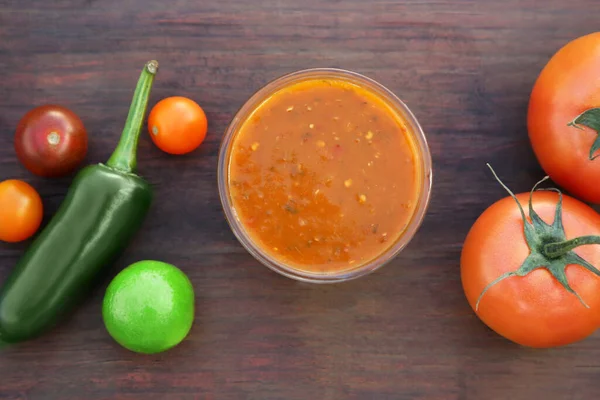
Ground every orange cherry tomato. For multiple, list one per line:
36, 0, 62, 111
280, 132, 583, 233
148, 96, 208, 155
0, 180, 43, 243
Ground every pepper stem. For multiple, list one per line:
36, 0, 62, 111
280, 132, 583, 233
544, 236, 600, 259
107, 60, 159, 173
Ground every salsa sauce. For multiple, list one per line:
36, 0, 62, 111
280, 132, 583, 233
228, 78, 420, 273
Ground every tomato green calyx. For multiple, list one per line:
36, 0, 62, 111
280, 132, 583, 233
544, 236, 600, 258
107, 60, 159, 173
475, 164, 600, 311
568, 107, 600, 160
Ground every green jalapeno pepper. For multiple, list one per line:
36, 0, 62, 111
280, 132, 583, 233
0, 60, 158, 344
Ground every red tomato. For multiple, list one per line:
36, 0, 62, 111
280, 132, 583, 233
0, 180, 43, 243
14, 104, 88, 177
528, 32, 600, 203
148, 97, 208, 155
461, 190, 600, 348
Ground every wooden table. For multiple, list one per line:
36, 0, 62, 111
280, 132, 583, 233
2, 1, 600, 399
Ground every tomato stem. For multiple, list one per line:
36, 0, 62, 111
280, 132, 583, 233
544, 236, 600, 259
107, 60, 158, 173
476, 165, 600, 311
568, 107, 600, 160
47, 132, 60, 146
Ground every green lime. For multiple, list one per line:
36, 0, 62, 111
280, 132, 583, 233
102, 260, 195, 354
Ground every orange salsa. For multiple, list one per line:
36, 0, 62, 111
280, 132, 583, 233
227, 77, 421, 273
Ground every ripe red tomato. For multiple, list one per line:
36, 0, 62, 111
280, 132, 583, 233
461, 189, 600, 348
15, 105, 88, 177
0, 180, 43, 243
528, 32, 600, 203
148, 97, 208, 155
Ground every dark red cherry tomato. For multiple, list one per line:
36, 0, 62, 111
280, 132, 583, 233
14, 105, 88, 177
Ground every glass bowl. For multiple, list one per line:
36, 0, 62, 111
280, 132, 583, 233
218, 68, 432, 283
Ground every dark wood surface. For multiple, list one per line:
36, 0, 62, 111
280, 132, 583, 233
2, 1, 600, 399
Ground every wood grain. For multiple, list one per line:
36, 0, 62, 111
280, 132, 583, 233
2, 1, 600, 399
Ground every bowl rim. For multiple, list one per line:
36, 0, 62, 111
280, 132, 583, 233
217, 67, 433, 283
